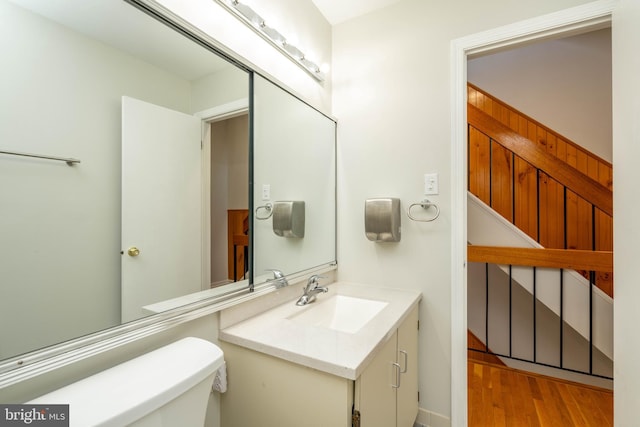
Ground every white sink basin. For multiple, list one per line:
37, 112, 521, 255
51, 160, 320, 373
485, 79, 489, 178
288, 295, 388, 334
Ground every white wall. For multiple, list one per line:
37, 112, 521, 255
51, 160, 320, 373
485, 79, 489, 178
0, 0, 191, 359
191, 66, 249, 114
468, 28, 612, 162
612, 0, 640, 425
332, 0, 595, 420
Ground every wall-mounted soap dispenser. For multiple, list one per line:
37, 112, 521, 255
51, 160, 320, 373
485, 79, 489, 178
272, 201, 305, 238
364, 198, 401, 242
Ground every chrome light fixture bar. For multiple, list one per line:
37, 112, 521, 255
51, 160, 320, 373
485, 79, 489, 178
216, 0, 326, 82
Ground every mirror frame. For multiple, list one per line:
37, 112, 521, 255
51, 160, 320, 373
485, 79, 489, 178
0, 0, 336, 387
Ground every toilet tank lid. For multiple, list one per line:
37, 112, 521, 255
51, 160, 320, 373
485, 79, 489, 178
28, 337, 224, 427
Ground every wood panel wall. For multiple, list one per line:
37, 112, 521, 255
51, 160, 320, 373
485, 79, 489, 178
467, 84, 613, 297
468, 84, 612, 187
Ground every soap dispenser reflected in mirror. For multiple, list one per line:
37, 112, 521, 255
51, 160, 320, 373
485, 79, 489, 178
272, 201, 305, 238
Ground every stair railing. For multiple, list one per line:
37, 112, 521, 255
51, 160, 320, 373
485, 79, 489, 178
468, 96, 613, 296
468, 245, 613, 379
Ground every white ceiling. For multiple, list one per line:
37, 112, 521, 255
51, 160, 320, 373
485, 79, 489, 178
311, 0, 404, 25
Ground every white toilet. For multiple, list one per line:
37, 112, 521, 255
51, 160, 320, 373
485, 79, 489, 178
29, 337, 224, 427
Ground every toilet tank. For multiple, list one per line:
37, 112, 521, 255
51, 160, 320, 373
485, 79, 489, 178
29, 337, 224, 427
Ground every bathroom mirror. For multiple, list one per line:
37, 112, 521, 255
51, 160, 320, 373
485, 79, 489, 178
0, 0, 336, 364
253, 75, 336, 279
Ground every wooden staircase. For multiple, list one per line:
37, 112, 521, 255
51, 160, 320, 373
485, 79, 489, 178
467, 83, 613, 297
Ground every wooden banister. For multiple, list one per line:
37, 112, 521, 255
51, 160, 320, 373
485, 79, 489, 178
467, 83, 613, 169
468, 245, 613, 272
468, 104, 612, 216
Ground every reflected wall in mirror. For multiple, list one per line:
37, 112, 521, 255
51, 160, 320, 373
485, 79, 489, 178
253, 75, 336, 281
0, 0, 249, 358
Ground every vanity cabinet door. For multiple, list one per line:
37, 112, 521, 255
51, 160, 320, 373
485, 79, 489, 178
357, 331, 398, 427
356, 306, 419, 427
220, 342, 354, 427
397, 307, 419, 427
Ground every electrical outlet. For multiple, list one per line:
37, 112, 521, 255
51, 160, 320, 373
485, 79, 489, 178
424, 173, 439, 195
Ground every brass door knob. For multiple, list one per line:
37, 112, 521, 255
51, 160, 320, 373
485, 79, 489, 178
127, 247, 140, 257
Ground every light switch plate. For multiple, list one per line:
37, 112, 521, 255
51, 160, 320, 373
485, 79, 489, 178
424, 173, 439, 195
262, 184, 271, 200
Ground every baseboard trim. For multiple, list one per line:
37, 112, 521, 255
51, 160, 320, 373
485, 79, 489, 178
415, 408, 451, 427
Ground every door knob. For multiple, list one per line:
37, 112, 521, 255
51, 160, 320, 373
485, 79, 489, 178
127, 247, 140, 257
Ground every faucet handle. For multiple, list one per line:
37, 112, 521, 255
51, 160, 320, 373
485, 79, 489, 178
266, 269, 289, 288
306, 274, 327, 290
307, 274, 326, 283
266, 269, 285, 279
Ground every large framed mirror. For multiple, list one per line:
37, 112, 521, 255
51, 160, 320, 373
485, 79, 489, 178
253, 75, 336, 281
0, 0, 336, 371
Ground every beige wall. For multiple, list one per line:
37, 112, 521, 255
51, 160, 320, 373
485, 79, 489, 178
332, 0, 595, 420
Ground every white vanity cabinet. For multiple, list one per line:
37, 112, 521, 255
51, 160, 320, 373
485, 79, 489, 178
355, 306, 419, 427
220, 341, 355, 426
219, 304, 419, 427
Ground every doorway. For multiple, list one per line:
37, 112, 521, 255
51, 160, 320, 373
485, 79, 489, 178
209, 114, 250, 286
466, 26, 613, 378
199, 99, 250, 290
450, 3, 615, 425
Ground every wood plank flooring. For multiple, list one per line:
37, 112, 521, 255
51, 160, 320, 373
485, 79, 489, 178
468, 359, 613, 426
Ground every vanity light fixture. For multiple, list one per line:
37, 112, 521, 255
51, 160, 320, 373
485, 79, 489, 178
216, 0, 326, 81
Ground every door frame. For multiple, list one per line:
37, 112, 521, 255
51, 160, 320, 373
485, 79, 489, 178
449, 1, 615, 424
195, 98, 249, 290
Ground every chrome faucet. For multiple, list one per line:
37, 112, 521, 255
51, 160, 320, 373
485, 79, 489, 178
267, 269, 289, 288
296, 275, 328, 306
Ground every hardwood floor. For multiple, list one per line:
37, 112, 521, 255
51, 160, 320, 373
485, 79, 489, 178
468, 359, 613, 426
468, 330, 505, 366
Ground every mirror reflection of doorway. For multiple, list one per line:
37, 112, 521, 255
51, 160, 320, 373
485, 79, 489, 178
208, 112, 249, 287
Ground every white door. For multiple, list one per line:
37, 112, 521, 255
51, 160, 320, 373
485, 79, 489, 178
121, 96, 202, 322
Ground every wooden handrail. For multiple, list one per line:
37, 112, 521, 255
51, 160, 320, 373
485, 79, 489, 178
468, 104, 613, 216
468, 245, 613, 272
467, 83, 612, 168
